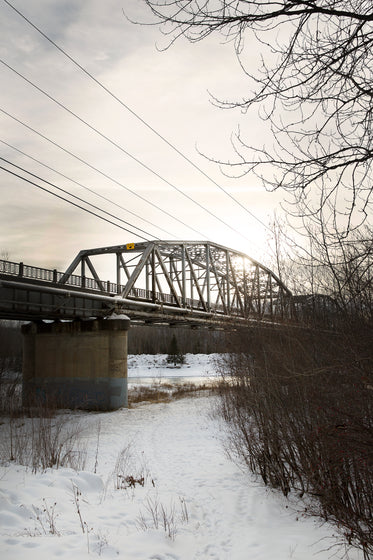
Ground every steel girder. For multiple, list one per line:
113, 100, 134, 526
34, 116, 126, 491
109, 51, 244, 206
58, 241, 294, 321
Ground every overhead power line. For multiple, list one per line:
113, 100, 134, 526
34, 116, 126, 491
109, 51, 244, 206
0, 107, 208, 240
3, 0, 272, 236
0, 156, 155, 239
0, 139, 176, 240
0, 162, 150, 240
0, 58, 252, 245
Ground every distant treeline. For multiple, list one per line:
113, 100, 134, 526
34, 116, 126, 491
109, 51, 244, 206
128, 325, 229, 355
0, 321, 229, 373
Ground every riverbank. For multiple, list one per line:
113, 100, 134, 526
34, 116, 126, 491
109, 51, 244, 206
0, 392, 363, 559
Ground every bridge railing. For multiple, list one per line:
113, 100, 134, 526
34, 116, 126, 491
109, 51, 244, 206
0, 260, 20, 276
0, 260, 104, 291
23, 264, 57, 283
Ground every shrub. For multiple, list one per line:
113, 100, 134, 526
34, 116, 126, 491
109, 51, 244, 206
216, 326, 373, 559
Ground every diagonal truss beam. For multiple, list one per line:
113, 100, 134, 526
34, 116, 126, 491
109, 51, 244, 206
121, 243, 154, 298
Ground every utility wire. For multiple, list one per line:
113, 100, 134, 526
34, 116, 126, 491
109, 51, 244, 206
0, 156, 155, 240
0, 139, 175, 239
0, 58, 254, 244
0, 163, 150, 239
0, 107, 208, 240
3, 0, 273, 235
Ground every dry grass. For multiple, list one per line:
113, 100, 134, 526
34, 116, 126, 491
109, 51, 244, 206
0, 413, 87, 472
128, 380, 215, 406
0, 395, 87, 472
128, 386, 171, 406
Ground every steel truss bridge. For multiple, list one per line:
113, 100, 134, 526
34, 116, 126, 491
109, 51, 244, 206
0, 241, 295, 329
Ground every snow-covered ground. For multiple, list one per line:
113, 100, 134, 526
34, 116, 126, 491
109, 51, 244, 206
0, 355, 363, 560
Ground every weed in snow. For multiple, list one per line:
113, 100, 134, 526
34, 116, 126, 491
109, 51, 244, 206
113, 442, 153, 492
137, 494, 189, 540
30, 498, 60, 536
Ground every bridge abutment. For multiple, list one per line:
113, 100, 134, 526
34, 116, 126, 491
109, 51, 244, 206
22, 316, 130, 411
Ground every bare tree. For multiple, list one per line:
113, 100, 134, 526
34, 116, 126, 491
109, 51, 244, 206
141, 1, 373, 235
295, 218, 373, 323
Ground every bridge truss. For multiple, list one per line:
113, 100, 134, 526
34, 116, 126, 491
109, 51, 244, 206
60, 241, 294, 323
0, 241, 294, 327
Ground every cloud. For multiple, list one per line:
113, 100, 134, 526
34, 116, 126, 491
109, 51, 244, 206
0, 0, 280, 272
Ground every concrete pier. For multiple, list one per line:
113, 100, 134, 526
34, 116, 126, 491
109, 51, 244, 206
22, 316, 130, 410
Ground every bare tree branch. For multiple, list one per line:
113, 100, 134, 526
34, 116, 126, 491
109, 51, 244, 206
141, 1, 373, 234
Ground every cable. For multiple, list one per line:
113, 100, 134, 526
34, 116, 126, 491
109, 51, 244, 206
0, 107, 208, 239
0, 164, 149, 239
0, 156, 159, 240
0, 58, 255, 244
0, 139, 176, 239
1, 157, 155, 239
3, 0, 273, 235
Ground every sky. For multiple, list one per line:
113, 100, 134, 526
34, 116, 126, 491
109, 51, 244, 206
0, 0, 285, 273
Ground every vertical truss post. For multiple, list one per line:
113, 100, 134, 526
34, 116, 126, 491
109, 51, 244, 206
182, 245, 186, 307
226, 250, 230, 313
146, 261, 150, 294
205, 244, 211, 311
269, 275, 273, 318
116, 253, 121, 294
81, 258, 86, 289
243, 259, 248, 317
281, 287, 285, 319
256, 265, 261, 316
151, 247, 156, 302
187, 248, 193, 303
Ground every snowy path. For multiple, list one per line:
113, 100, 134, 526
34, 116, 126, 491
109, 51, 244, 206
0, 396, 362, 560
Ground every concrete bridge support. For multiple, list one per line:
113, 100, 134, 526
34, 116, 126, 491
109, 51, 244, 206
22, 316, 130, 410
